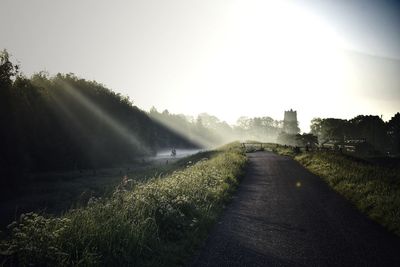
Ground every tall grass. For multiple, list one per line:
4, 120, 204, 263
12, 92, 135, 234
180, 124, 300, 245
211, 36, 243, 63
0, 143, 247, 266
278, 148, 400, 237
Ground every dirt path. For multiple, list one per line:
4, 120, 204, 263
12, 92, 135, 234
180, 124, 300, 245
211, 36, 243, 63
191, 151, 400, 266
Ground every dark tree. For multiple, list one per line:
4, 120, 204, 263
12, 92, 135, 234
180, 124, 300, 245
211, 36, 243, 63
0, 53, 197, 190
387, 113, 400, 154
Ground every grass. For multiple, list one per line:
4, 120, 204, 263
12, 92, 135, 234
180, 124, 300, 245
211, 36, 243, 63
241, 141, 277, 153
0, 143, 247, 266
0, 151, 214, 229
274, 145, 400, 237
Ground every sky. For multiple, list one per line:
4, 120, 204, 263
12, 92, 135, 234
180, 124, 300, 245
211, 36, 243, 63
1, 0, 399, 132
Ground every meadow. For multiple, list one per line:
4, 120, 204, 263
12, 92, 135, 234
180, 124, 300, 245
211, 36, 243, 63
273, 145, 400, 237
0, 143, 247, 266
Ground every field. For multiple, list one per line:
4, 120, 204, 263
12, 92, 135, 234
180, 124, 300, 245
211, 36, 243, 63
0, 151, 204, 229
272, 145, 400, 237
0, 143, 247, 266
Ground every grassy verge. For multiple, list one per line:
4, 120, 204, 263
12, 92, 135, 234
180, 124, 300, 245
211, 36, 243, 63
0, 143, 247, 266
0, 151, 216, 229
274, 145, 400, 237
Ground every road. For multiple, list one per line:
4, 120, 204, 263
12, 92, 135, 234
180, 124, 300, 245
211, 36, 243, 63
191, 151, 400, 266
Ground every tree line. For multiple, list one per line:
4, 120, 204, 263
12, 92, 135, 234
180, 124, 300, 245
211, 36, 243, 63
148, 110, 283, 146
310, 115, 400, 154
0, 50, 195, 188
2, 48, 399, 189
148, 109, 400, 156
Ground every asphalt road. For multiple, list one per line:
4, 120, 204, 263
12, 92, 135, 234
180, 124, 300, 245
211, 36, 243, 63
191, 151, 400, 267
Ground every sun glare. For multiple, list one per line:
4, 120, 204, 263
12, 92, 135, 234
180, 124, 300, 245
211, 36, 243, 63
256, 1, 349, 104
188, 0, 351, 130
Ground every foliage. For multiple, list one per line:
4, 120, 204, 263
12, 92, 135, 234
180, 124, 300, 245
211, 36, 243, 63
0, 52, 196, 189
310, 115, 398, 153
387, 113, 400, 154
149, 109, 283, 147
149, 108, 223, 147
0, 151, 217, 228
234, 116, 282, 142
276, 132, 318, 147
0, 143, 247, 266
271, 144, 301, 156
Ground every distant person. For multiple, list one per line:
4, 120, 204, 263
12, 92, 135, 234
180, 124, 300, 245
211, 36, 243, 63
171, 147, 177, 157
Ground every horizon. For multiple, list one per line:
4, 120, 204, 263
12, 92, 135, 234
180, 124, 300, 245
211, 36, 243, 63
147, 105, 398, 134
1, 0, 400, 132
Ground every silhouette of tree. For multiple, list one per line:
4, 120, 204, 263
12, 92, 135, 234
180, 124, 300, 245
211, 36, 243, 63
0, 54, 196, 189
388, 112, 400, 154
295, 133, 318, 148
311, 115, 394, 154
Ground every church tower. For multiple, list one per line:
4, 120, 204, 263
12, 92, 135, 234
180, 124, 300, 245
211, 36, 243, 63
283, 109, 300, 134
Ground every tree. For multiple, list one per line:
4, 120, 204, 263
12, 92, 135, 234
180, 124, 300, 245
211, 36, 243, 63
0, 49, 18, 88
0, 60, 198, 189
318, 118, 346, 143
310, 118, 322, 140
236, 116, 251, 130
0, 50, 22, 188
387, 112, 400, 154
296, 133, 318, 148
348, 115, 387, 152
198, 113, 220, 129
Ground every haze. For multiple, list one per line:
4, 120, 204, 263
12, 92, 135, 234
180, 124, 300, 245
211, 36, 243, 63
1, 0, 399, 132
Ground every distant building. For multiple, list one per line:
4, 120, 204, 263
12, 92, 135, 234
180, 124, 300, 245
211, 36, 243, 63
283, 109, 300, 135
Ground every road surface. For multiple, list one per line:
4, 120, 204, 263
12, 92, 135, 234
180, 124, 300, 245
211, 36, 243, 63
191, 151, 400, 266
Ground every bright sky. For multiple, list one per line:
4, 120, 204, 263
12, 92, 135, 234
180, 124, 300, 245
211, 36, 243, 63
1, 0, 399, 132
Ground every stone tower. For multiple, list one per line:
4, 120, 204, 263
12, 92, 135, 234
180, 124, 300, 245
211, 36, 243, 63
283, 109, 300, 134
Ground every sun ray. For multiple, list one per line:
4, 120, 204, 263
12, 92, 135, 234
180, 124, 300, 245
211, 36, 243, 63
56, 79, 152, 155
